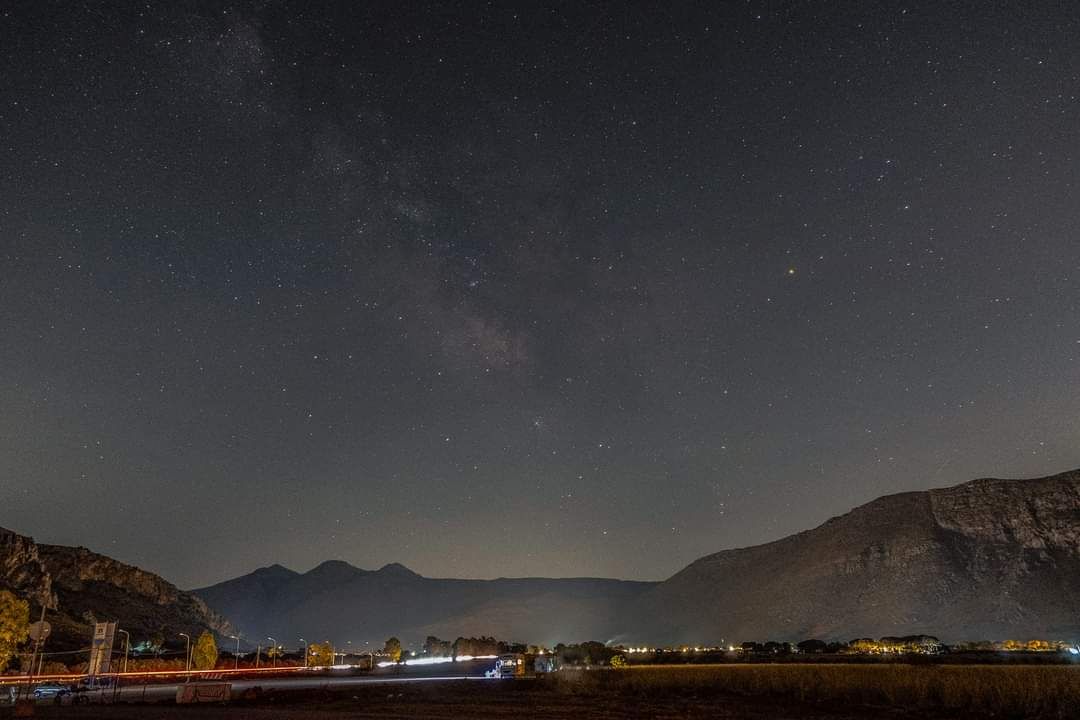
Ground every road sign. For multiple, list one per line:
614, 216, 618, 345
28, 621, 51, 642
88, 621, 117, 676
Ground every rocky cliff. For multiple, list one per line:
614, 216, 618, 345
626, 469, 1080, 644
0, 526, 231, 651
0, 527, 56, 610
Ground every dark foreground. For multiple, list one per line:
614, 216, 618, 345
8, 664, 1080, 719
1, 683, 900, 720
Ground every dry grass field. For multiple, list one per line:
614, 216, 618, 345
547, 664, 1080, 717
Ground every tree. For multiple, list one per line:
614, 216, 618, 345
191, 631, 218, 670
384, 637, 402, 663
797, 639, 827, 654
424, 636, 451, 657
39, 661, 70, 675
149, 630, 166, 656
609, 654, 627, 668
555, 641, 617, 667
309, 641, 333, 666
0, 590, 29, 673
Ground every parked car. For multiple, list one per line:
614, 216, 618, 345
77, 676, 114, 690
32, 683, 71, 699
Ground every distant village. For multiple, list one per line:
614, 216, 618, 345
619, 636, 1080, 660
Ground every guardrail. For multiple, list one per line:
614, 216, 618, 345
0, 664, 326, 686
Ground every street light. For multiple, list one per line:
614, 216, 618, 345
230, 634, 242, 670
179, 633, 191, 681
299, 638, 308, 668
267, 637, 277, 668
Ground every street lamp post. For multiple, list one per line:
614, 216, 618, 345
267, 637, 277, 668
300, 638, 308, 668
179, 633, 191, 681
230, 635, 241, 670
255, 644, 261, 669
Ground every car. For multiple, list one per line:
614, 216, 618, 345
77, 676, 113, 690
32, 683, 71, 699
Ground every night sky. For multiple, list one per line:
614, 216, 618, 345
3, 1, 1080, 590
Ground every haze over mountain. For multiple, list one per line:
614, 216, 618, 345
629, 469, 1080, 644
193, 562, 654, 649
0, 526, 231, 651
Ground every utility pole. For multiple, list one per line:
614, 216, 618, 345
117, 629, 130, 673
179, 633, 191, 682
112, 629, 130, 704
255, 644, 261, 669
267, 637, 277, 668
24, 606, 46, 701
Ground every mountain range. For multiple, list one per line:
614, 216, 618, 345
192, 468, 1080, 646
193, 561, 653, 649
6, 468, 1080, 651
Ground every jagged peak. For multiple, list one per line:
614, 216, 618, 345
253, 563, 298, 577
309, 559, 359, 571
302, 559, 369, 581
376, 562, 421, 579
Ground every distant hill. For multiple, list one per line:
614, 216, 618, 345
627, 469, 1080, 644
0, 526, 232, 651
194, 561, 655, 648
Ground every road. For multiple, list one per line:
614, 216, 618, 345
39, 660, 499, 705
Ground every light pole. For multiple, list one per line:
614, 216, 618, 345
255, 644, 261, 669
117, 629, 130, 673
179, 633, 191, 681
229, 635, 241, 670
300, 638, 308, 667
267, 637, 277, 668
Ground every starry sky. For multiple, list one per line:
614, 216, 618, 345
3, 1, 1080, 590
